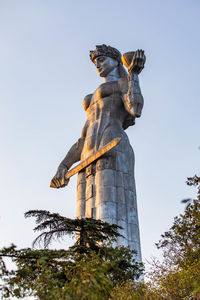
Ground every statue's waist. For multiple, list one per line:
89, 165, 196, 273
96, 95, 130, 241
87, 118, 123, 129
81, 125, 126, 161
87, 106, 125, 124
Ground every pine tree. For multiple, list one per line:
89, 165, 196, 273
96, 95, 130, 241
0, 211, 143, 299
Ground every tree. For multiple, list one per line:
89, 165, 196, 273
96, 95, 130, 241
0, 211, 143, 299
24, 210, 122, 252
147, 175, 200, 299
107, 175, 200, 300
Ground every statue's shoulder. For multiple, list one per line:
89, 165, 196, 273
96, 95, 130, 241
83, 93, 93, 111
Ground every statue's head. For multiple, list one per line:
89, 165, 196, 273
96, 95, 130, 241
90, 44, 122, 77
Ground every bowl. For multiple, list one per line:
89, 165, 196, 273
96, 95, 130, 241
121, 51, 135, 68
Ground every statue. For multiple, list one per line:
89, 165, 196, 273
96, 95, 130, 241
51, 44, 146, 262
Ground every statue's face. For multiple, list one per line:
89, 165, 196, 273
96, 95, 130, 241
94, 56, 118, 77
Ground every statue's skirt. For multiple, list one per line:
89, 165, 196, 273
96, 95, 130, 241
77, 132, 142, 262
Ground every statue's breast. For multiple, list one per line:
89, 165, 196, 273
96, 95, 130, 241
96, 81, 119, 99
83, 82, 121, 112
83, 81, 123, 123
83, 94, 93, 111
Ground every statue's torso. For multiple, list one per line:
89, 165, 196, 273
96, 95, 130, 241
81, 81, 127, 160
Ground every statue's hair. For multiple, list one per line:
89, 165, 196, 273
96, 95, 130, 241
90, 44, 127, 79
90, 44, 121, 63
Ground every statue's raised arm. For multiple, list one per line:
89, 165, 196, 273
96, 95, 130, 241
121, 49, 146, 118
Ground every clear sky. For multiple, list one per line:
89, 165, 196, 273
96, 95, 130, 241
0, 0, 199, 267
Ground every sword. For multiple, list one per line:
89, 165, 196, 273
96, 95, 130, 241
50, 137, 121, 188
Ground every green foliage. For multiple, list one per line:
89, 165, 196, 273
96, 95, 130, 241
25, 210, 121, 250
0, 245, 69, 299
101, 244, 143, 283
156, 178, 200, 267
0, 212, 143, 299
62, 252, 112, 300
109, 281, 161, 300
0, 245, 143, 299
147, 175, 200, 299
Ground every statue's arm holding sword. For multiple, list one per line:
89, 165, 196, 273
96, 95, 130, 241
51, 121, 88, 188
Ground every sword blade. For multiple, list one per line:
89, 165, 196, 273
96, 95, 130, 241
50, 137, 121, 188
66, 137, 121, 179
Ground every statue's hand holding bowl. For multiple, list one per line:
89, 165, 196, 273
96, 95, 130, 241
122, 49, 146, 75
50, 166, 69, 188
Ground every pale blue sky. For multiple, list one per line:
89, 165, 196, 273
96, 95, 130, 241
0, 0, 199, 266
